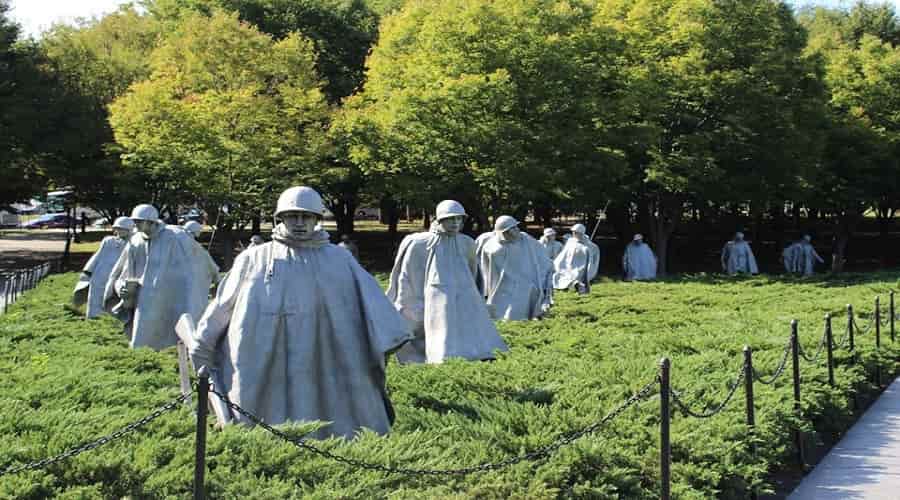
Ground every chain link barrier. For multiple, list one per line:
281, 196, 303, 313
670, 359, 746, 419
753, 337, 792, 385
835, 321, 853, 349
209, 378, 659, 476
0, 393, 189, 477
853, 316, 875, 335
798, 324, 829, 364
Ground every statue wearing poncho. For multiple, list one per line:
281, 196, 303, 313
476, 216, 553, 320
104, 204, 220, 350
721, 233, 758, 275
539, 228, 564, 261
623, 234, 657, 281
552, 224, 600, 291
190, 187, 412, 439
74, 217, 133, 318
783, 235, 824, 276
387, 200, 508, 364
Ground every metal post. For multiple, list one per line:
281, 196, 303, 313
194, 366, 209, 500
825, 314, 835, 387
891, 291, 895, 343
790, 320, 805, 466
743, 346, 757, 500
660, 358, 671, 500
875, 297, 881, 387
847, 304, 854, 351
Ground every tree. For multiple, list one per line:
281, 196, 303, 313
37, 5, 162, 218
109, 9, 330, 265
0, 0, 53, 204
343, 0, 630, 232
596, 0, 825, 274
802, 3, 900, 270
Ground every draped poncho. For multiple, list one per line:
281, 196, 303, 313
552, 236, 601, 290
191, 226, 412, 439
105, 224, 219, 350
387, 224, 508, 363
623, 242, 657, 281
477, 232, 553, 320
721, 240, 759, 275
75, 235, 127, 318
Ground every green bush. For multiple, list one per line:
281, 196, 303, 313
1, 272, 898, 499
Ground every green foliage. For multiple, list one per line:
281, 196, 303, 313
1, 272, 897, 497
344, 0, 630, 217
108, 9, 331, 222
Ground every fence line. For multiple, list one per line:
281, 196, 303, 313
0, 290, 896, 500
0, 258, 61, 314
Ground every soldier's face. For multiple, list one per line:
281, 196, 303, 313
114, 228, 131, 240
282, 211, 319, 238
440, 215, 464, 234
136, 220, 157, 239
499, 226, 520, 242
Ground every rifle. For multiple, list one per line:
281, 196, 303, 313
589, 201, 611, 241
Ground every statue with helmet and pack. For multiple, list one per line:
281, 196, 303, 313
387, 200, 508, 363
186, 186, 412, 438
539, 227, 563, 260
475, 216, 554, 320
72, 216, 135, 318
103, 204, 220, 350
721, 232, 759, 275
183, 220, 203, 240
623, 233, 657, 281
552, 223, 601, 293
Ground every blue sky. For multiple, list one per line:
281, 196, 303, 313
8, 0, 900, 38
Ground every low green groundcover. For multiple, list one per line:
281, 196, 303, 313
1, 272, 898, 499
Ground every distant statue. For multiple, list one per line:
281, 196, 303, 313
721, 232, 758, 275
783, 235, 824, 276
73, 216, 134, 318
104, 204, 219, 350
623, 234, 657, 281
387, 200, 508, 363
553, 223, 600, 293
476, 216, 553, 320
338, 234, 360, 260
189, 186, 411, 438
539, 227, 563, 260
183, 220, 203, 240
248, 234, 264, 248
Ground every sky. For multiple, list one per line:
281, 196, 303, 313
8, 0, 900, 38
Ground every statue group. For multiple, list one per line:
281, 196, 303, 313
74, 186, 828, 440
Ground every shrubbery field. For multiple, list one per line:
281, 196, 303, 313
1, 272, 899, 499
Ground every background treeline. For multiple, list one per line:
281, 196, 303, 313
3, 0, 900, 272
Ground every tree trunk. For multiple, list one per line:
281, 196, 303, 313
605, 202, 631, 243
831, 211, 860, 273
331, 196, 357, 236
251, 215, 261, 235
645, 195, 680, 276
876, 205, 894, 268
423, 212, 430, 229
380, 196, 400, 239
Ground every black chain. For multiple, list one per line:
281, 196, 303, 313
753, 337, 792, 385
670, 359, 745, 419
0, 393, 189, 476
209, 378, 659, 476
798, 325, 828, 364
853, 316, 875, 335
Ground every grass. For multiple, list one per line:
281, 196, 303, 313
0, 272, 898, 499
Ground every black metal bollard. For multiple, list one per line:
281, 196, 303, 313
875, 297, 881, 387
195, 366, 209, 500
825, 314, 835, 387
743, 346, 757, 500
660, 358, 671, 500
847, 304, 854, 351
891, 292, 896, 343
790, 320, 805, 467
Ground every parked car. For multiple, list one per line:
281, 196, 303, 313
19, 213, 72, 229
92, 217, 110, 227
